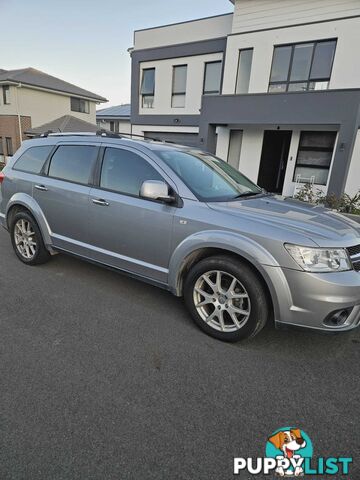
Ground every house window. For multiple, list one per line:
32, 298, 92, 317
235, 49, 253, 94
70, 97, 90, 113
293, 131, 337, 185
0, 137, 4, 156
172, 65, 187, 108
269, 39, 336, 93
2, 86, 10, 104
5, 137, 13, 156
203, 61, 222, 95
140, 68, 155, 108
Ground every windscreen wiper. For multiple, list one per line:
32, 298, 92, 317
233, 191, 262, 199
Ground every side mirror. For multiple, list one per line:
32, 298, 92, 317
140, 180, 175, 204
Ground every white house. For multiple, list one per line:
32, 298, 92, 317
0, 67, 107, 162
130, 0, 360, 198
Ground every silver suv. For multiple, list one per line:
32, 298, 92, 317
1, 133, 360, 341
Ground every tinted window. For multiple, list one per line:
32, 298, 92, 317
49, 145, 98, 184
269, 40, 336, 92
203, 61, 222, 95
100, 148, 163, 196
293, 131, 337, 186
157, 150, 261, 202
236, 49, 253, 94
14, 146, 53, 174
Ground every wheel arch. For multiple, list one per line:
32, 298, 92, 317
6, 193, 53, 247
168, 231, 282, 321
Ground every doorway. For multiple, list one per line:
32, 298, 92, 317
257, 130, 292, 194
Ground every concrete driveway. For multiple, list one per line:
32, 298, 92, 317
0, 228, 359, 479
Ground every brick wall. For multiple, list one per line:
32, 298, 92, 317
0, 115, 32, 162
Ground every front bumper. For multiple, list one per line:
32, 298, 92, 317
263, 265, 360, 332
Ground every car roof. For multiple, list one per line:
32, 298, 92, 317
20, 133, 198, 155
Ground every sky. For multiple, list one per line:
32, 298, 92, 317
1, 0, 233, 108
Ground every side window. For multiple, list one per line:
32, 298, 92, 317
48, 145, 98, 185
13, 146, 53, 174
100, 148, 163, 197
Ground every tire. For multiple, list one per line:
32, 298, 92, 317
10, 211, 51, 266
184, 255, 269, 342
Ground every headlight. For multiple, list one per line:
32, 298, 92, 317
284, 244, 352, 272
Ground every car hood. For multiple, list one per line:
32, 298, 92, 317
207, 195, 360, 247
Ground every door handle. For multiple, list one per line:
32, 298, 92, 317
92, 198, 109, 207
35, 184, 48, 191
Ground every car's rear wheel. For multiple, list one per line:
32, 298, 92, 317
184, 256, 269, 342
10, 211, 51, 265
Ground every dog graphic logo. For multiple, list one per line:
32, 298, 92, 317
266, 427, 313, 477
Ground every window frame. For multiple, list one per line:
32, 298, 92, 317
268, 38, 337, 93
140, 68, 156, 109
45, 144, 100, 187
171, 64, 188, 108
292, 131, 337, 186
235, 48, 254, 94
93, 145, 178, 205
70, 97, 90, 114
3, 85, 10, 104
203, 60, 223, 95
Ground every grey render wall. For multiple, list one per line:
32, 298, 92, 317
199, 89, 360, 197
131, 37, 227, 127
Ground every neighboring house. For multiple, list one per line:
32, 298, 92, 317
0, 67, 107, 162
96, 104, 131, 135
24, 115, 100, 137
130, 0, 360, 198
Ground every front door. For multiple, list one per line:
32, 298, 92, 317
88, 145, 176, 284
257, 131, 292, 194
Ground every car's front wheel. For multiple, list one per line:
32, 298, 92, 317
184, 256, 269, 342
10, 211, 51, 266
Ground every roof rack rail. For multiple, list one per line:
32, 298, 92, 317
38, 131, 97, 138
96, 129, 163, 142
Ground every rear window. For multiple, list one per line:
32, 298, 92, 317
13, 146, 53, 174
48, 145, 98, 185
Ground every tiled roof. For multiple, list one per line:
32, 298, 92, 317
24, 115, 100, 136
0, 68, 107, 102
96, 104, 131, 118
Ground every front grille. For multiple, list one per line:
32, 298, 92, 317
347, 244, 360, 271
347, 244, 360, 257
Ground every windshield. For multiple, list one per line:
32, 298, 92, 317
156, 149, 263, 202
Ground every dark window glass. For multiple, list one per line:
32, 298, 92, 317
269, 39, 336, 92
3, 85, 10, 104
49, 145, 98, 184
235, 49, 253, 94
293, 131, 337, 185
140, 69, 155, 95
310, 41, 336, 79
157, 150, 261, 202
140, 68, 155, 109
70, 97, 89, 113
172, 65, 187, 108
0, 137, 3, 156
290, 43, 313, 81
270, 46, 292, 82
203, 61, 222, 95
14, 146, 53, 174
100, 148, 163, 196
6, 137, 13, 156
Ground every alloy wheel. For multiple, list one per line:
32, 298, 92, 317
14, 219, 37, 260
193, 270, 251, 332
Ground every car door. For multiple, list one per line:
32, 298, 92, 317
33, 143, 99, 256
88, 145, 176, 283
